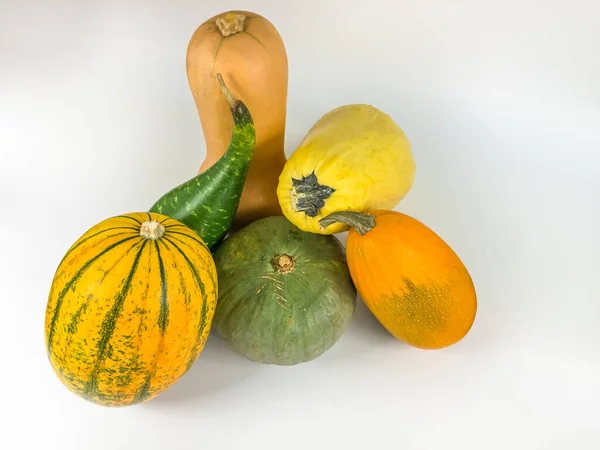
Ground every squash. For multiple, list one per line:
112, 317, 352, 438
320, 210, 477, 349
277, 104, 416, 234
150, 74, 255, 250
44, 212, 217, 406
212, 216, 356, 365
187, 10, 288, 228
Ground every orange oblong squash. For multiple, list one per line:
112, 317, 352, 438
186, 10, 288, 228
320, 210, 477, 350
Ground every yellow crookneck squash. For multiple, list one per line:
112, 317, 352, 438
277, 104, 416, 234
44, 213, 217, 407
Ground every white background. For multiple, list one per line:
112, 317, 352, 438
1, 1, 599, 449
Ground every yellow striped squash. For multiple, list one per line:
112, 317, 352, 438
44, 212, 217, 407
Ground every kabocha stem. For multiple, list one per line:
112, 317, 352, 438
319, 211, 376, 235
216, 12, 246, 37
272, 254, 295, 274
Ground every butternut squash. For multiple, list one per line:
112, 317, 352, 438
186, 10, 288, 228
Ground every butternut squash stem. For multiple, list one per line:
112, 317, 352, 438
319, 211, 376, 235
216, 73, 238, 110
216, 12, 246, 37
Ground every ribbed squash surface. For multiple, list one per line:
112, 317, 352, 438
44, 212, 217, 406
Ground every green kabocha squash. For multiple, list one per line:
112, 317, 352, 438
149, 73, 256, 250
212, 216, 357, 365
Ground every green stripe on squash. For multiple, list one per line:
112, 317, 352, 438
44, 212, 218, 407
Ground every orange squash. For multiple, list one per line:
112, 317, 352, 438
320, 210, 477, 349
186, 10, 288, 228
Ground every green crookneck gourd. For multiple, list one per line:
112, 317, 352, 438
149, 74, 256, 249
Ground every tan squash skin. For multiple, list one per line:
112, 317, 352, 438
186, 10, 288, 228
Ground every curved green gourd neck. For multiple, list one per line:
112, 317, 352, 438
148, 74, 255, 249
319, 211, 376, 235
209, 73, 255, 167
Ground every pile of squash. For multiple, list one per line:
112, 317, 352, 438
44, 10, 477, 407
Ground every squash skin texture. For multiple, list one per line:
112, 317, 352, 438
212, 216, 357, 365
277, 104, 416, 234
344, 210, 477, 350
187, 10, 288, 228
44, 212, 217, 406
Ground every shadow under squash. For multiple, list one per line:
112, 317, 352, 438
146, 296, 398, 406
145, 331, 260, 406
351, 295, 397, 342
318, 295, 404, 364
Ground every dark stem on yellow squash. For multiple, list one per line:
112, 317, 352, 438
290, 172, 335, 217
319, 211, 376, 235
